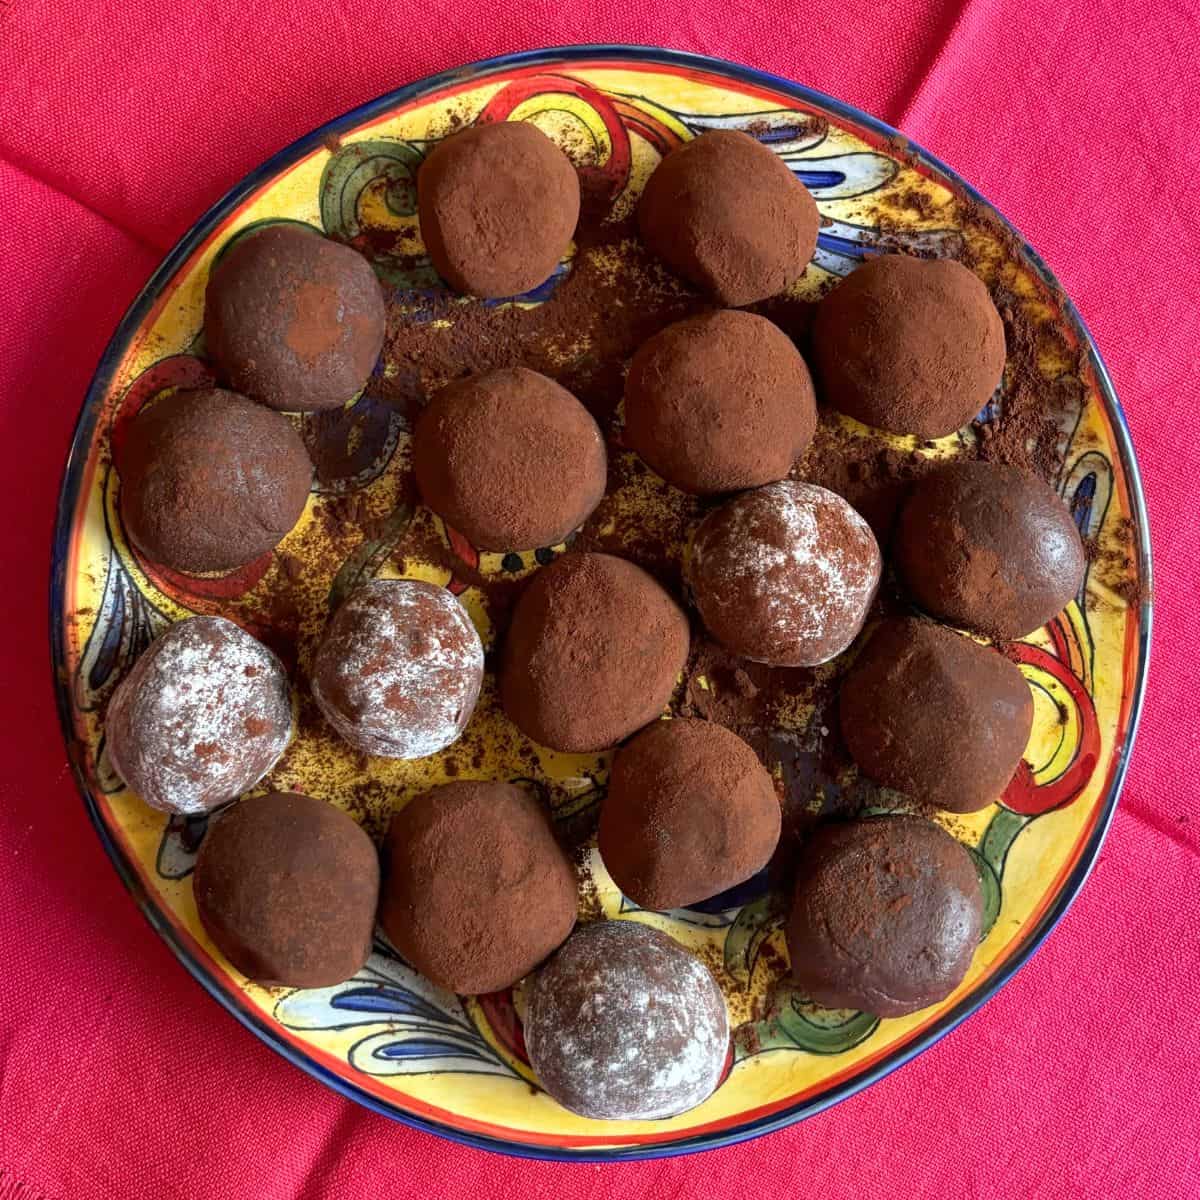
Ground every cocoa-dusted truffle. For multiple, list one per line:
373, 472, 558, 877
687, 481, 881, 667
624, 310, 817, 495
638, 129, 820, 307
787, 815, 983, 1017
418, 121, 580, 299
599, 719, 780, 910
896, 460, 1087, 640
194, 792, 379, 988
205, 224, 385, 412
118, 387, 312, 574
312, 580, 483, 759
413, 367, 606, 551
812, 254, 1005, 439
839, 618, 1033, 813
500, 553, 690, 752
525, 921, 729, 1121
106, 617, 292, 815
380, 781, 576, 994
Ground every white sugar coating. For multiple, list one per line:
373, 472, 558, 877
105, 616, 292, 816
689, 480, 882, 666
525, 921, 729, 1122
311, 579, 484, 759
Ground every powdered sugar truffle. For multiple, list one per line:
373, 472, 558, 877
106, 616, 293, 815
311, 579, 484, 759
525, 921, 729, 1121
687, 481, 881, 667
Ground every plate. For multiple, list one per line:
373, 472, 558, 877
51, 46, 1152, 1160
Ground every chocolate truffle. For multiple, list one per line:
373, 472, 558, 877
525, 921, 729, 1121
117, 387, 312, 574
312, 580, 483, 759
194, 791, 379, 988
624, 310, 817, 495
413, 367, 606, 550
637, 129, 820, 307
896, 460, 1087, 640
418, 121, 580, 298
204, 223, 386, 412
687, 481, 881, 667
812, 254, 1005, 439
839, 618, 1034, 813
380, 781, 576, 994
599, 719, 780, 911
500, 553, 690, 753
106, 616, 292, 815
787, 815, 983, 1017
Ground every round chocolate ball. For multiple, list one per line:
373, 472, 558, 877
787, 815, 983, 1017
687, 481, 881, 667
312, 580, 483, 759
638, 129, 820, 307
205, 224, 386, 413
118, 387, 312, 574
624, 310, 817, 495
896, 460, 1087, 640
106, 616, 292, 815
500, 552, 690, 753
599, 719, 780, 911
525, 921, 729, 1121
413, 367, 606, 551
839, 618, 1034, 813
194, 792, 379, 987
418, 122, 580, 299
812, 254, 1005, 439
380, 781, 577, 994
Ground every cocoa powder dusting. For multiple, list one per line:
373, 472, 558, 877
228, 170, 1136, 902
363, 191, 1103, 885
374, 214, 705, 425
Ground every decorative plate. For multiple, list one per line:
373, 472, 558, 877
51, 46, 1152, 1160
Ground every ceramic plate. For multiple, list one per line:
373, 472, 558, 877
51, 46, 1151, 1160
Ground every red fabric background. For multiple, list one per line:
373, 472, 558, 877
2, 3, 1198, 1197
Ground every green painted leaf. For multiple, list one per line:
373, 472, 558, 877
320, 139, 425, 239
723, 893, 783, 986
773, 990, 879, 1055
980, 807, 1031, 877
966, 844, 1002, 938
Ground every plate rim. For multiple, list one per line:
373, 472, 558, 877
48, 43, 1154, 1162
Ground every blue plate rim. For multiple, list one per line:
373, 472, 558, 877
49, 43, 1153, 1163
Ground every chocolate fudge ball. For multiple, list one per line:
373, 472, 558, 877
787, 815, 983, 1017
413, 367, 606, 551
194, 792, 379, 988
599, 719, 780, 911
204, 223, 386, 412
106, 616, 292, 815
812, 255, 1005, 439
687, 481, 881, 667
896, 460, 1087, 640
312, 580, 483, 759
624, 310, 817, 495
380, 781, 577, 994
500, 553, 690, 753
418, 122, 580, 298
638, 129, 820, 307
839, 618, 1034, 813
525, 921, 729, 1121
117, 387, 312, 574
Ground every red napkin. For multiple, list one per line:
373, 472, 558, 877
2, 1, 1198, 1197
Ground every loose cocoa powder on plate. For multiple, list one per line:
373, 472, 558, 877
229, 175, 1129, 871
367, 194, 1098, 857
